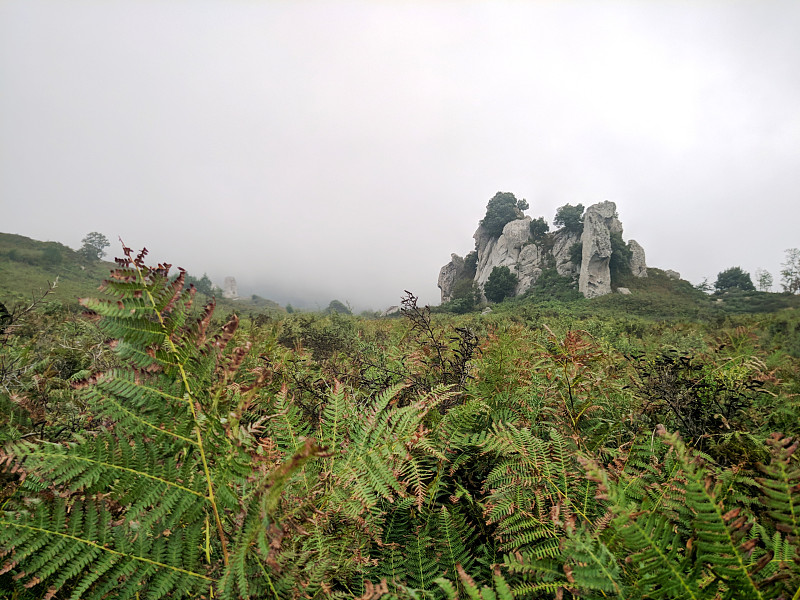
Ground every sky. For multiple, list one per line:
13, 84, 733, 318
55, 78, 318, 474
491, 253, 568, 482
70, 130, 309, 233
2, 1, 799, 310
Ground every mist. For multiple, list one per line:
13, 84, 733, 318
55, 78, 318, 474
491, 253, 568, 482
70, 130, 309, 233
2, 1, 799, 309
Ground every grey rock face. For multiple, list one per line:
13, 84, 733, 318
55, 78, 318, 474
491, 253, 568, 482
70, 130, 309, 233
438, 253, 466, 303
579, 201, 622, 298
665, 269, 681, 280
617, 287, 632, 295
628, 239, 648, 278
474, 218, 532, 290
222, 276, 239, 300
552, 229, 581, 278
438, 200, 654, 303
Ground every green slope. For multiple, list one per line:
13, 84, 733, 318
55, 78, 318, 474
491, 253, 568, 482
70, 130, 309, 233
0, 232, 283, 316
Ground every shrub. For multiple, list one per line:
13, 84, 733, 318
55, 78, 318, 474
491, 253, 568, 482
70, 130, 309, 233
526, 268, 581, 302
484, 266, 518, 303
715, 266, 756, 292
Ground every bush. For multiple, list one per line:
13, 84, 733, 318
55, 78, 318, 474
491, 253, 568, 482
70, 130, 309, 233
715, 266, 755, 292
442, 279, 480, 314
484, 266, 518, 303
609, 232, 632, 284
525, 268, 581, 302
325, 299, 352, 315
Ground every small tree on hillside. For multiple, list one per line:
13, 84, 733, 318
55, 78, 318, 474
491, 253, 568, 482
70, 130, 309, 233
325, 300, 352, 315
780, 248, 800, 294
78, 232, 110, 261
609, 232, 633, 284
484, 266, 518, 303
715, 266, 755, 292
553, 203, 585, 234
481, 192, 526, 238
755, 268, 773, 292
529, 217, 549, 240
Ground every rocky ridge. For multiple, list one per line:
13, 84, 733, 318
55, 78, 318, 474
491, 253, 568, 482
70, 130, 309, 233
439, 200, 648, 303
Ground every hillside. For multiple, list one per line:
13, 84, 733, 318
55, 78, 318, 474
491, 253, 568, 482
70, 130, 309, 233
0, 232, 283, 316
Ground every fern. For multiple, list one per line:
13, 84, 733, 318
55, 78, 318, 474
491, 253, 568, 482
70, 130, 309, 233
0, 247, 319, 599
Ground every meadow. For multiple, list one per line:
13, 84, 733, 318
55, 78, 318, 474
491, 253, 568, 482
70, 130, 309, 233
1, 247, 799, 599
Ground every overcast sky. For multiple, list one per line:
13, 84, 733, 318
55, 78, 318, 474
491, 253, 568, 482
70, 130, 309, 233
2, 1, 799, 309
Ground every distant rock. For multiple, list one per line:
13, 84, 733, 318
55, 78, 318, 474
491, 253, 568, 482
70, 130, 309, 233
381, 305, 401, 317
579, 201, 622, 298
481, 307, 493, 315
475, 218, 534, 295
438, 199, 655, 303
617, 287, 631, 295
438, 254, 466, 303
628, 240, 648, 278
222, 276, 239, 299
552, 229, 582, 278
665, 270, 681, 280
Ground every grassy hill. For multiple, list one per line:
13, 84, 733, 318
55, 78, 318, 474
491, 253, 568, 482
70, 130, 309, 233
0, 232, 283, 316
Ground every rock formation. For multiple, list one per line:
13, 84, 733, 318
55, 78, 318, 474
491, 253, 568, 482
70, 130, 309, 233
222, 276, 239, 300
437, 254, 467, 303
628, 240, 648, 278
438, 200, 650, 303
578, 201, 622, 298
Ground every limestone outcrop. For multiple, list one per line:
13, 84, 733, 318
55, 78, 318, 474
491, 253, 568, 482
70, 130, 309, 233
438, 200, 650, 303
628, 240, 648, 278
438, 254, 466, 303
578, 201, 621, 298
222, 276, 239, 300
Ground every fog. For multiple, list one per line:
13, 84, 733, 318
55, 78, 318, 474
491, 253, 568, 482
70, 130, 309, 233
2, 1, 799, 309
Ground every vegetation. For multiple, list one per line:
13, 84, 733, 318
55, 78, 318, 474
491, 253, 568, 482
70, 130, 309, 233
609, 231, 633, 285
480, 192, 527, 238
529, 216, 549, 240
781, 248, 800, 293
553, 203, 584, 234
1, 243, 800, 599
483, 265, 518, 303
77, 231, 110, 262
325, 299, 352, 315
716, 266, 756, 292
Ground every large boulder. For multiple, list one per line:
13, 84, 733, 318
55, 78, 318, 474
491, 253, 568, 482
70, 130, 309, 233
474, 218, 534, 289
438, 253, 466, 303
579, 201, 622, 298
628, 239, 648, 278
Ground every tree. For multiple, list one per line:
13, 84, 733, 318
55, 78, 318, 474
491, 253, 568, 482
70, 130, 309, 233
463, 251, 478, 280
553, 203, 585, 234
694, 278, 713, 293
609, 232, 632, 283
325, 300, 352, 315
480, 192, 525, 238
780, 248, 800, 294
714, 266, 755, 292
78, 231, 110, 261
529, 217, 549, 240
755, 268, 773, 292
483, 266, 518, 303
